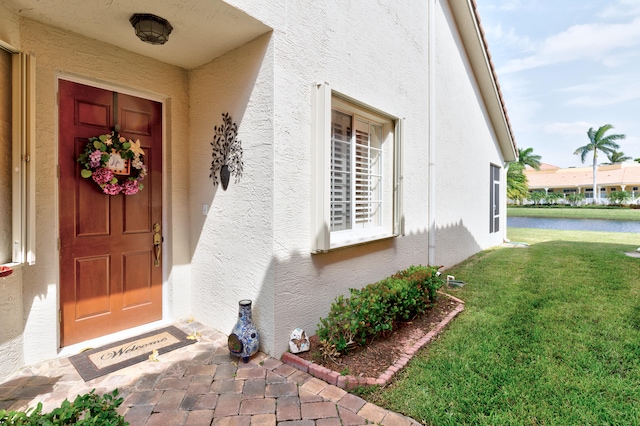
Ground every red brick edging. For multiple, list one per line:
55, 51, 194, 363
282, 292, 465, 390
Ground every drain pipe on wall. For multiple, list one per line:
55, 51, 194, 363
428, 0, 437, 266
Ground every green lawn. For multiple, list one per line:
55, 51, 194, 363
367, 228, 640, 425
508, 206, 640, 221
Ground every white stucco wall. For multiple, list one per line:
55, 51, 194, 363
433, 0, 507, 269
0, 268, 24, 379
209, 0, 432, 356
188, 34, 276, 356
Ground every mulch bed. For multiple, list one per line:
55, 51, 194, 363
294, 295, 462, 379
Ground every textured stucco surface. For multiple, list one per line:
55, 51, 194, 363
188, 34, 276, 356
0, 268, 24, 379
433, 0, 507, 269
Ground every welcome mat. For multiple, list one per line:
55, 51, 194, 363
69, 326, 196, 381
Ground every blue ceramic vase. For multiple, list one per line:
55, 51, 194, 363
228, 299, 260, 362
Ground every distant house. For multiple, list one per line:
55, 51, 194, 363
525, 163, 640, 203
0, 0, 516, 380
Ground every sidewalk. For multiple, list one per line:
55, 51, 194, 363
0, 320, 419, 425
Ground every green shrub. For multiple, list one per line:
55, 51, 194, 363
316, 265, 444, 357
0, 389, 128, 426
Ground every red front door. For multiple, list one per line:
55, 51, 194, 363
58, 80, 163, 346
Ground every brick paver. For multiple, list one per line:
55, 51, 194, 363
0, 320, 420, 426
276, 396, 301, 421
239, 397, 276, 415
300, 401, 338, 420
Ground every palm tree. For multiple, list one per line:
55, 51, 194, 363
506, 162, 529, 204
603, 150, 632, 164
517, 147, 542, 170
574, 124, 626, 203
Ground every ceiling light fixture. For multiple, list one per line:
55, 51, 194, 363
130, 13, 173, 45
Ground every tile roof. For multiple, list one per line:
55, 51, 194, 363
525, 163, 640, 189
470, 0, 517, 152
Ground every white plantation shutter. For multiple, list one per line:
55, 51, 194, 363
354, 119, 382, 229
311, 83, 401, 253
331, 111, 351, 231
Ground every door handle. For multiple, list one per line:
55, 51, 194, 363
153, 223, 162, 267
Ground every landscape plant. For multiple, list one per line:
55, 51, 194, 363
526, 190, 545, 205
566, 192, 586, 206
506, 163, 528, 204
544, 192, 564, 205
315, 265, 444, 357
0, 389, 127, 425
608, 190, 632, 205
367, 228, 640, 424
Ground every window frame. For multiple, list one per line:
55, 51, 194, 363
311, 83, 403, 253
489, 164, 500, 234
1, 41, 36, 266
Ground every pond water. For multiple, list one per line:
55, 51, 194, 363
507, 217, 640, 233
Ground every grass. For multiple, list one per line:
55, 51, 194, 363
508, 206, 640, 221
367, 228, 640, 425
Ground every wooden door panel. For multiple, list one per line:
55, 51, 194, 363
75, 255, 111, 319
121, 107, 152, 135
76, 136, 111, 236
123, 147, 152, 234
76, 100, 111, 128
122, 251, 153, 308
59, 80, 162, 346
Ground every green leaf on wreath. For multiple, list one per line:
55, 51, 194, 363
81, 169, 92, 178
110, 177, 118, 184
138, 184, 144, 190
93, 141, 105, 150
99, 134, 109, 142
122, 142, 131, 150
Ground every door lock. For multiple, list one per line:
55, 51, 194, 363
153, 223, 162, 267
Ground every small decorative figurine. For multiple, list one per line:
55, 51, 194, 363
289, 328, 310, 354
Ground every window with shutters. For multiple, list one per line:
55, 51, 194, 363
311, 83, 402, 252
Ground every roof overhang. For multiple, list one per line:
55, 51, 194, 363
448, 0, 517, 163
2, 0, 272, 69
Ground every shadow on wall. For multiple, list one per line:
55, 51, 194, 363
187, 32, 273, 263
0, 267, 25, 379
434, 219, 483, 269
191, 216, 489, 357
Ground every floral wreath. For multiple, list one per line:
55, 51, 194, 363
77, 131, 147, 195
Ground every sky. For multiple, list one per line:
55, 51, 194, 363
474, 0, 640, 168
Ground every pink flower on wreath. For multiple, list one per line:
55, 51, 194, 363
102, 183, 122, 195
122, 180, 140, 195
91, 167, 114, 185
89, 150, 103, 168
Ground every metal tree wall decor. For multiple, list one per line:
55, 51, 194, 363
210, 112, 244, 190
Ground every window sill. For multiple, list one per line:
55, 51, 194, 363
312, 232, 399, 254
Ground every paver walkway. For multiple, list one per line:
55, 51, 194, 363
0, 320, 419, 425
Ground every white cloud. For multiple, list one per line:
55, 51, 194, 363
543, 121, 593, 135
561, 74, 640, 107
498, 17, 640, 74
598, 0, 640, 18
482, 23, 536, 53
